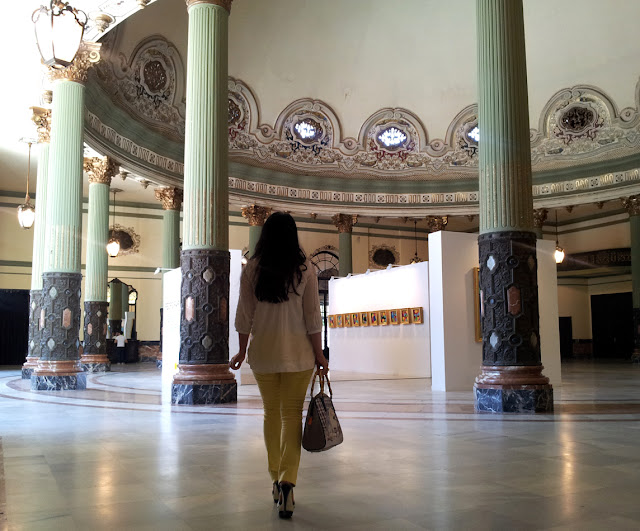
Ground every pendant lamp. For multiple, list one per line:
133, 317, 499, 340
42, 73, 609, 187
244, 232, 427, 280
33, 1, 87, 69
17, 140, 36, 229
107, 189, 121, 258
409, 220, 423, 264
554, 211, 565, 264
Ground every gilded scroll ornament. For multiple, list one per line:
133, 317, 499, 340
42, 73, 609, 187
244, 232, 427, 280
31, 107, 51, 144
332, 213, 358, 233
427, 215, 448, 232
155, 187, 183, 211
532, 208, 549, 229
83, 156, 117, 185
47, 42, 101, 85
622, 195, 640, 216
241, 205, 272, 227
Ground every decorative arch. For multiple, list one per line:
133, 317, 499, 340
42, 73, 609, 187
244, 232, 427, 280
228, 78, 259, 151
442, 103, 479, 166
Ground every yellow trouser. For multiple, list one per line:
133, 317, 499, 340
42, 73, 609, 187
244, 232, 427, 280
252, 369, 314, 485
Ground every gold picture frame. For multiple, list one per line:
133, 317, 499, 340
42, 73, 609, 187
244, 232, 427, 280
389, 309, 399, 325
379, 310, 389, 326
411, 307, 423, 325
328, 315, 336, 328
336, 314, 344, 328
344, 313, 352, 327
360, 311, 369, 327
400, 308, 410, 325
473, 267, 482, 342
352, 313, 360, 327
370, 311, 380, 326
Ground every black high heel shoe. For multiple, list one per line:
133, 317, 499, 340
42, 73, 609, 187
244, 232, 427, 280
278, 482, 295, 519
272, 482, 280, 504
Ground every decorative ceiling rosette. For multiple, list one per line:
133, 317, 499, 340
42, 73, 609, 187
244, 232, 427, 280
93, 33, 186, 141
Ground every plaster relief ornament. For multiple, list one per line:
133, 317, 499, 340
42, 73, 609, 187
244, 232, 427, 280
228, 85, 258, 151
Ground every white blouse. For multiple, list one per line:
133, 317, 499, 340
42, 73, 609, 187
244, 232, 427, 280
234, 259, 322, 373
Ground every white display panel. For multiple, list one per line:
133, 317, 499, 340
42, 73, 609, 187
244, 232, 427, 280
328, 262, 430, 378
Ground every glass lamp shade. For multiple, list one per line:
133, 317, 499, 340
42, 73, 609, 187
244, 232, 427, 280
409, 254, 423, 264
33, 2, 86, 68
107, 237, 120, 258
554, 245, 565, 264
17, 198, 36, 229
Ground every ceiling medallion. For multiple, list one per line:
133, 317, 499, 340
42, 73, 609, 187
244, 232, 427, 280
377, 127, 407, 149
293, 118, 322, 143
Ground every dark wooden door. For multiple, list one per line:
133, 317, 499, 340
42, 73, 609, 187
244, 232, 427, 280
591, 292, 633, 359
0, 289, 29, 365
558, 316, 573, 360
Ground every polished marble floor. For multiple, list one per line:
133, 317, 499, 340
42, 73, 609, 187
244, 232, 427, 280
1, 362, 640, 530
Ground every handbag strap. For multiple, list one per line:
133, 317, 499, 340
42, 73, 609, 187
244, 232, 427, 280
310, 370, 333, 399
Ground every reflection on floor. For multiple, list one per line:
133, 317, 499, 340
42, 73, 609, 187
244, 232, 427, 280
1, 361, 640, 530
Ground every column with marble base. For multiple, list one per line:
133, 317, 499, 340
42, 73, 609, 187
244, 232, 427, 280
173, 0, 236, 404
23, 107, 51, 379
622, 196, 640, 362
81, 156, 117, 372
474, 0, 552, 412
332, 213, 357, 277
155, 186, 183, 369
241, 204, 271, 258
32, 43, 100, 391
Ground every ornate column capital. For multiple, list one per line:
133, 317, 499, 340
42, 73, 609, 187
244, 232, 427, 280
241, 205, 271, 227
30, 106, 51, 144
332, 213, 358, 234
155, 187, 183, 211
427, 215, 448, 233
533, 208, 549, 229
83, 156, 117, 185
47, 42, 101, 85
623, 196, 640, 217
186, 0, 232, 12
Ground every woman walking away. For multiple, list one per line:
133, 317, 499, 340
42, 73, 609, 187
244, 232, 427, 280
230, 212, 329, 519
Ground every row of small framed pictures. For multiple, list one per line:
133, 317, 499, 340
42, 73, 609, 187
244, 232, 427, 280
328, 307, 424, 328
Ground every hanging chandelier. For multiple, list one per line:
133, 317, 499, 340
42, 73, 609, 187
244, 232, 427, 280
33, 1, 87, 69
17, 140, 36, 229
554, 210, 565, 264
409, 220, 423, 264
107, 189, 121, 258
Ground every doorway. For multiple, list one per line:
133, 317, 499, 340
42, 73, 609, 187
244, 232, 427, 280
0, 289, 29, 365
591, 292, 633, 359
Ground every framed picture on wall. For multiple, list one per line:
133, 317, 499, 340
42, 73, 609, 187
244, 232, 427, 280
328, 315, 336, 328
389, 309, 399, 325
379, 310, 389, 326
370, 311, 379, 326
345, 313, 352, 327
400, 308, 410, 324
352, 313, 360, 326
336, 314, 344, 328
411, 307, 423, 324
360, 312, 369, 326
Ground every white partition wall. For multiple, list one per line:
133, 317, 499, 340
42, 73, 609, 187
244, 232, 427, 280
429, 231, 562, 392
328, 262, 430, 378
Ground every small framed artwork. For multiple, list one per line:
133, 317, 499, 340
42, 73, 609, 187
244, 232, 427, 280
379, 310, 389, 326
336, 314, 344, 328
344, 313, 352, 327
370, 311, 379, 326
400, 308, 410, 325
352, 313, 360, 327
411, 307, 423, 324
328, 315, 336, 328
360, 312, 369, 327
389, 309, 399, 325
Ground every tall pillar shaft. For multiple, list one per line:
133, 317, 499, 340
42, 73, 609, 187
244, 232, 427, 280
241, 205, 271, 258
173, 0, 236, 405
33, 43, 100, 391
622, 197, 640, 361
81, 157, 116, 372
474, 0, 552, 413
332, 213, 357, 277
23, 109, 51, 379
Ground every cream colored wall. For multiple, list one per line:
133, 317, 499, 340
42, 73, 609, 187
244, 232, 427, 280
557, 284, 592, 340
550, 216, 630, 254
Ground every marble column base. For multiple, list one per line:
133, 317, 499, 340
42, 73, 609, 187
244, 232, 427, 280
22, 367, 35, 379
22, 356, 39, 379
171, 381, 237, 405
81, 362, 111, 373
31, 373, 87, 391
474, 385, 553, 413
473, 365, 553, 413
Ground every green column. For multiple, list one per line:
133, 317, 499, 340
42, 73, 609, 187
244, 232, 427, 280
81, 157, 116, 372
241, 205, 271, 258
33, 44, 100, 392
155, 187, 183, 269
332, 213, 356, 276
623, 197, 640, 361
474, 0, 552, 413
173, 0, 236, 405
23, 108, 51, 379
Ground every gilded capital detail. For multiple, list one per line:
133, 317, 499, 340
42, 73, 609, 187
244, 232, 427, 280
48, 42, 101, 85
533, 208, 549, 228
241, 205, 271, 227
622, 195, 640, 216
155, 187, 183, 211
427, 216, 448, 232
31, 107, 51, 144
332, 213, 357, 233
84, 156, 117, 185
185, 0, 232, 12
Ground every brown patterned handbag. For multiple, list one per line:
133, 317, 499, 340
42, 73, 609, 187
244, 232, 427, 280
302, 371, 344, 452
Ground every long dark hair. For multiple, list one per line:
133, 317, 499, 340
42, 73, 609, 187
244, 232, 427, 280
253, 212, 307, 303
